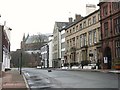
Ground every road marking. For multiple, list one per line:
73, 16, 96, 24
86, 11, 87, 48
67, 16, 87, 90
26, 73, 30, 77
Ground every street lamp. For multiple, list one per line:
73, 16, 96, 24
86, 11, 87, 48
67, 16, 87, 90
20, 51, 22, 75
17, 49, 22, 75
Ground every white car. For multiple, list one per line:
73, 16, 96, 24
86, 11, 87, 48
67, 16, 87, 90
71, 66, 79, 69
61, 66, 68, 69
36, 66, 41, 69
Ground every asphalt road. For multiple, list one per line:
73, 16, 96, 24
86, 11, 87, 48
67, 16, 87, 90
22, 68, 119, 90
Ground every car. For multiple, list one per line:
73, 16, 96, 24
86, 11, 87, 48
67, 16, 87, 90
61, 66, 69, 69
36, 66, 41, 69
71, 66, 79, 69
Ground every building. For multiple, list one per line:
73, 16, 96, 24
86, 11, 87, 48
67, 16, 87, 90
21, 34, 49, 67
59, 25, 69, 67
86, 4, 96, 16
98, 1, 120, 69
41, 44, 48, 68
21, 34, 48, 51
48, 35, 53, 68
41, 35, 53, 68
0, 25, 12, 71
65, 10, 101, 67
52, 22, 69, 68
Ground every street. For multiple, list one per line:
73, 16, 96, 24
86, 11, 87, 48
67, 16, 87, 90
22, 68, 119, 89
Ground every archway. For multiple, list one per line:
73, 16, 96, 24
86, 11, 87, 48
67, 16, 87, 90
104, 47, 112, 69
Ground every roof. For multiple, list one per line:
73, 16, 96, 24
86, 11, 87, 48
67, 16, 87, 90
54, 22, 69, 32
25, 34, 48, 44
65, 9, 100, 30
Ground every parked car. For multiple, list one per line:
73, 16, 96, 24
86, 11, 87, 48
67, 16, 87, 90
61, 66, 69, 69
36, 66, 41, 69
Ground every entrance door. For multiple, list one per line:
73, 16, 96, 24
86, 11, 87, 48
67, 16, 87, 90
104, 47, 112, 69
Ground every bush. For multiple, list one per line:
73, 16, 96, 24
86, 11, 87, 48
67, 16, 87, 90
64, 63, 69, 67
81, 60, 90, 66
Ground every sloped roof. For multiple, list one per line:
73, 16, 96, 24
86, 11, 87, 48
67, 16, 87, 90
25, 34, 48, 44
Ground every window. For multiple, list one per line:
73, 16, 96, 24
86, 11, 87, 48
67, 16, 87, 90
76, 36, 79, 39
67, 30, 68, 34
67, 40, 69, 49
98, 27, 101, 41
61, 51, 65, 58
115, 40, 120, 58
103, 5, 108, 16
93, 16, 96, 24
73, 27, 75, 32
80, 34, 87, 47
83, 21, 86, 28
114, 17, 120, 35
89, 31, 92, 45
76, 25, 78, 31
70, 29, 71, 33
88, 18, 91, 26
80, 23, 82, 30
70, 39, 72, 46
84, 33, 87, 46
61, 33, 65, 39
104, 22, 108, 37
93, 30, 97, 43
61, 42, 65, 49
80, 35, 83, 47
72, 37, 75, 46
112, 2, 120, 11
98, 14, 100, 21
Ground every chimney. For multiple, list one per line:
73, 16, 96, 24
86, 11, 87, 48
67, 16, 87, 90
68, 17, 73, 23
75, 14, 82, 21
86, 4, 96, 16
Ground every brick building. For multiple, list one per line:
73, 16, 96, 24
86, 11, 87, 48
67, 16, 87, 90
98, 2, 120, 69
0, 25, 12, 71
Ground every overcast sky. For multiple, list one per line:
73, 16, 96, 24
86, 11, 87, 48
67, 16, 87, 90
0, 0, 99, 51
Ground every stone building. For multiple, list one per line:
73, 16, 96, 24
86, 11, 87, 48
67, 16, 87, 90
21, 34, 49, 67
52, 22, 69, 68
64, 10, 101, 67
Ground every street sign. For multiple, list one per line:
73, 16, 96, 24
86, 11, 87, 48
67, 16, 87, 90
104, 57, 108, 63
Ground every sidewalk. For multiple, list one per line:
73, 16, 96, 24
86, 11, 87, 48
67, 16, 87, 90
2, 69, 28, 89
55, 68, 120, 74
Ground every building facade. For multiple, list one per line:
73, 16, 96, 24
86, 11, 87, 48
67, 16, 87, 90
41, 44, 48, 68
48, 36, 53, 68
0, 25, 12, 71
41, 35, 53, 68
21, 34, 48, 51
59, 26, 67, 67
52, 22, 68, 68
98, 2, 120, 69
65, 10, 101, 67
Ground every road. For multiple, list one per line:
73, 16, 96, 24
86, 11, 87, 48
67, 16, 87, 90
22, 68, 119, 89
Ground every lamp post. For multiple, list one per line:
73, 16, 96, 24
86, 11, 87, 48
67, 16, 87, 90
20, 51, 22, 75
17, 49, 22, 75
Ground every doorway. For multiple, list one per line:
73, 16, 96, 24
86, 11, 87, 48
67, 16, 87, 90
104, 47, 112, 69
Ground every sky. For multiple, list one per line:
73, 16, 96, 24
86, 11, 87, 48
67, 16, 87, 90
0, 0, 99, 51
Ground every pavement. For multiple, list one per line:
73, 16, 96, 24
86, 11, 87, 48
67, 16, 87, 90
1, 68, 29, 90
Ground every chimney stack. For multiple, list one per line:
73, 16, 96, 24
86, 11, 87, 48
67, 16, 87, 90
68, 17, 73, 23
75, 14, 82, 21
